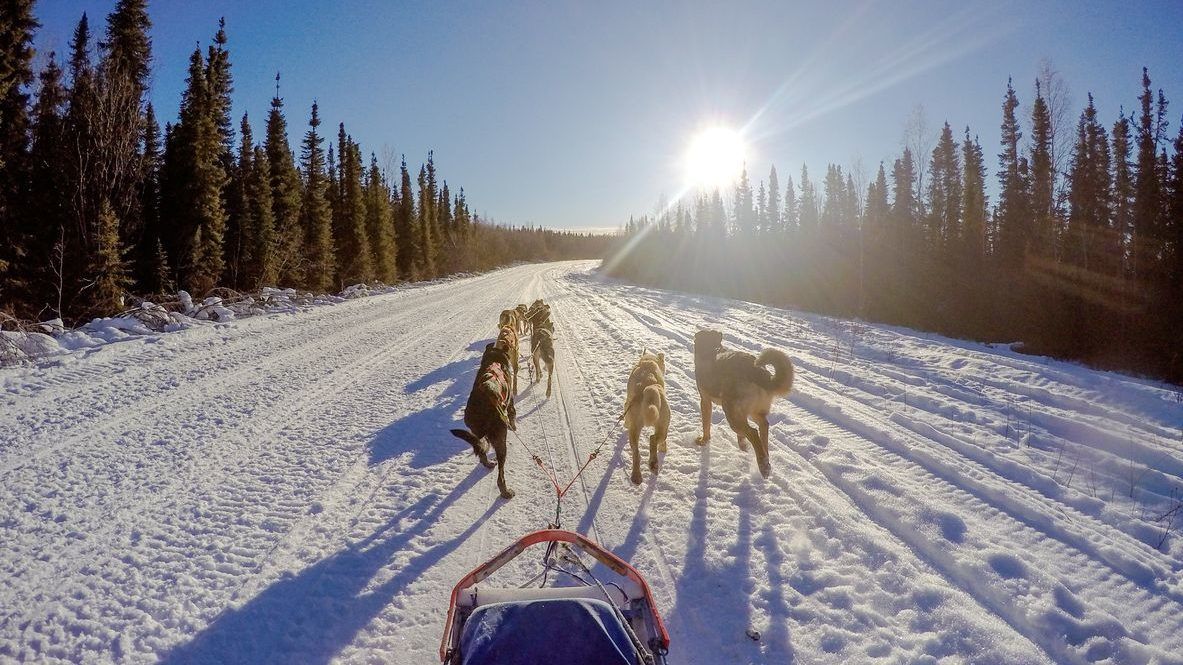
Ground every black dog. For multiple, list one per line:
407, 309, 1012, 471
451, 342, 518, 499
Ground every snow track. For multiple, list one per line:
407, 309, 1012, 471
2, 261, 1181, 664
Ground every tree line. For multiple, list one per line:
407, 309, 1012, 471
607, 68, 1183, 383
0, 1, 606, 324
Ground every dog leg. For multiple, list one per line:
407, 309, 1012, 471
756, 413, 771, 478
723, 405, 764, 475
695, 395, 712, 444
629, 423, 643, 485
648, 428, 665, 473
545, 362, 552, 398
492, 430, 514, 499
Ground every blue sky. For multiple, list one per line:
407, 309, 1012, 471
31, 0, 1183, 232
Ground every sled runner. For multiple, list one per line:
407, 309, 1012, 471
440, 529, 670, 664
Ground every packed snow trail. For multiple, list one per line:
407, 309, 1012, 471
2, 262, 1182, 664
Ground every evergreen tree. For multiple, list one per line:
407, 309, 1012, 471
394, 157, 417, 279
139, 102, 164, 290
821, 164, 846, 231
1066, 94, 1112, 270
926, 122, 962, 248
225, 111, 253, 287
783, 175, 798, 233
333, 126, 370, 286
416, 162, 435, 277
766, 166, 781, 233
1111, 112, 1134, 274
205, 18, 233, 167
798, 164, 818, 232
425, 151, 443, 263
961, 128, 987, 260
173, 46, 227, 293
365, 154, 397, 282
90, 199, 130, 314
264, 81, 303, 284
997, 78, 1028, 267
891, 148, 918, 241
0, 0, 38, 284
300, 103, 333, 291
101, 0, 151, 102
1167, 120, 1183, 289
1030, 81, 1056, 257
1133, 68, 1163, 278
733, 163, 754, 234
249, 145, 276, 287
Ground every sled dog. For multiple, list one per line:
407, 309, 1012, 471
514, 303, 530, 337
499, 308, 519, 333
624, 349, 671, 485
530, 324, 555, 398
693, 329, 793, 478
451, 342, 518, 498
496, 325, 520, 394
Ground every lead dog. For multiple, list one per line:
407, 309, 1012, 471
624, 349, 671, 485
693, 329, 793, 478
451, 340, 518, 498
496, 325, 520, 394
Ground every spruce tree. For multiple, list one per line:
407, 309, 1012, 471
416, 163, 435, 277
1112, 112, 1134, 275
249, 145, 276, 287
300, 103, 334, 291
926, 122, 962, 249
205, 18, 234, 167
1133, 68, 1163, 278
961, 128, 987, 260
332, 126, 370, 286
1030, 81, 1056, 257
1066, 94, 1112, 270
0, 0, 38, 285
365, 154, 397, 282
997, 78, 1028, 267
264, 82, 303, 284
139, 102, 164, 290
394, 157, 417, 279
90, 199, 130, 314
891, 148, 917, 241
783, 175, 797, 233
798, 164, 818, 232
766, 166, 781, 233
226, 111, 254, 288
733, 164, 754, 235
102, 0, 151, 102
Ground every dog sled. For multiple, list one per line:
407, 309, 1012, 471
440, 529, 671, 664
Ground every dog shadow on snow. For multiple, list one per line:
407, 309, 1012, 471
159, 466, 502, 665
367, 340, 488, 469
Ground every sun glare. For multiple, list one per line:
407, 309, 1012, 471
684, 126, 746, 191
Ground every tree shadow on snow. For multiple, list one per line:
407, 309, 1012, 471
160, 466, 500, 665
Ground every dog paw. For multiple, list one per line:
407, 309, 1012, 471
648, 459, 659, 473
630, 469, 643, 485
500, 487, 516, 499
481, 458, 496, 470
758, 461, 771, 479
695, 434, 710, 446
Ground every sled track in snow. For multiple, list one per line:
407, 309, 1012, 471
3, 262, 1182, 664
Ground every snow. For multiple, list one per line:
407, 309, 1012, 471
2, 261, 1182, 664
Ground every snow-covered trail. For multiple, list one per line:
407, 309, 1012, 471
2, 261, 1182, 664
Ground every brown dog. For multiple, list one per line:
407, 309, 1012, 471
624, 350, 670, 484
514, 303, 530, 337
496, 325, 520, 394
450, 342, 518, 498
499, 308, 518, 332
693, 329, 793, 478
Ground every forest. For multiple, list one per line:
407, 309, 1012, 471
606, 70, 1183, 383
0, 1, 607, 326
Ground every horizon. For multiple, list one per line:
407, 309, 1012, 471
30, 0, 1183, 231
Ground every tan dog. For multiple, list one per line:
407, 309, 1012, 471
499, 308, 518, 332
530, 323, 555, 398
624, 349, 671, 485
514, 303, 530, 337
693, 329, 793, 478
496, 325, 520, 394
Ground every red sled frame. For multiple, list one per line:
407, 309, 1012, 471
439, 528, 671, 663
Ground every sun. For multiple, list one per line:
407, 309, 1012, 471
684, 126, 747, 191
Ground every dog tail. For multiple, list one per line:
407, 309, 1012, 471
757, 348, 794, 397
641, 385, 662, 426
450, 428, 480, 447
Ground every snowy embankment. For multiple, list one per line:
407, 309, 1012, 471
2, 261, 1181, 664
